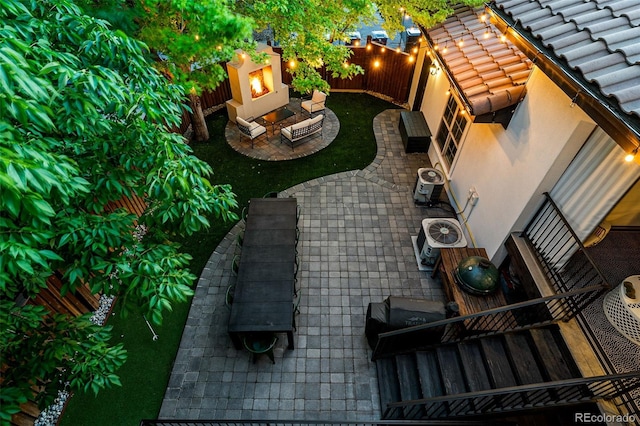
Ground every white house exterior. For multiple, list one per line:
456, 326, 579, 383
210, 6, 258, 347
408, 3, 640, 263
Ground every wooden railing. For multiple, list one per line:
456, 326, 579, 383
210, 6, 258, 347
371, 285, 607, 361
383, 372, 640, 420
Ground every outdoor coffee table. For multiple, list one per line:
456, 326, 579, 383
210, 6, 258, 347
261, 107, 295, 136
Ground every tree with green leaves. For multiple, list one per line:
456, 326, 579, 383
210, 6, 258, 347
0, 0, 237, 419
136, 0, 255, 142
236, 0, 484, 94
79, 0, 483, 141
236, 0, 372, 94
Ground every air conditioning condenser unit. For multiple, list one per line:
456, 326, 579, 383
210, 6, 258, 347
413, 168, 445, 204
416, 218, 467, 266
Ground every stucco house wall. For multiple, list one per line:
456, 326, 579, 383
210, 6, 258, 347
421, 67, 596, 262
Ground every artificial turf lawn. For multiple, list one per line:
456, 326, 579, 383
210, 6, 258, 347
59, 92, 400, 425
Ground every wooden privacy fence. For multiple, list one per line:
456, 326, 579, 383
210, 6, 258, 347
9, 193, 148, 426
178, 44, 416, 133
277, 44, 416, 103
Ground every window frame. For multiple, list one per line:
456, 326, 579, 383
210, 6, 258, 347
435, 94, 469, 171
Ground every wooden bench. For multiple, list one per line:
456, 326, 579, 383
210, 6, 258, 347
280, 114, 324, 150
435, 247, 513, 331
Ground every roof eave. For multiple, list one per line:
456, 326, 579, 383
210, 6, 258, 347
486, 3, 640, 152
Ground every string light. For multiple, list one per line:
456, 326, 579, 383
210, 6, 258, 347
457, 38, 464, 48
396, 47, 401, 53
194, 34, 200, 41
570, 90, 581, 108
381, 47, 386, 53
342, 61, 349, 68
408, 56, 415, 63
413, 47, 418, 54
289, 60, 296, 68
480, 13, 487, 22
366, 44, 372, 51
373, 60, 380, 68
625, 147, 638, 162
500, 34, 507, 42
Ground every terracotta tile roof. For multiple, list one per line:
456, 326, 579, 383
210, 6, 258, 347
426, 5, 533, 116
493, 0, 640, 120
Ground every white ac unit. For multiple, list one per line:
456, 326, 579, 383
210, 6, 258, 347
417, 218, 467, 266
413, 168, 445, 204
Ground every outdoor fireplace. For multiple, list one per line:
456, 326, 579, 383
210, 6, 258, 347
249, 67, 272, 99
226, 44, 289, 123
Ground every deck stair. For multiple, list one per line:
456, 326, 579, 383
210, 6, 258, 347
375, 325, 592, 420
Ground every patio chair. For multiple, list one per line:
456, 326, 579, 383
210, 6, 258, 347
241, 206, 248, 225
236, 116, 267, 148
225, 284, 235, 309
236, 230, 244, 253
301, 90, 326, 117
293, 290, 302, 331
232, 255, 240, 276
242, 332, 278, 364
294, 255, 300, 296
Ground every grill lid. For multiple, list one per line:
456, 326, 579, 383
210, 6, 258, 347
454, 256, 499, 296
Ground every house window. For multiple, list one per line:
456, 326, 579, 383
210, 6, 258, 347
435, 95, 469, 168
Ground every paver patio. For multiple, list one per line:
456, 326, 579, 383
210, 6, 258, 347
159, 108, 456, 420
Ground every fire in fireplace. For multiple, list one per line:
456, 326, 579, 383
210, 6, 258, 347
249, 68, 271, 99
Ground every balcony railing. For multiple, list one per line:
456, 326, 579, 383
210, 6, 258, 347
521, 192, 610, 297
371, 285, 605, 360
383, 372, 640, 420
140, 420, 516, 426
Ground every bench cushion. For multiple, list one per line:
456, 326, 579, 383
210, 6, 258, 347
282, 119, 310, 139
281, 114, 324, 142
308, 114, 324, 126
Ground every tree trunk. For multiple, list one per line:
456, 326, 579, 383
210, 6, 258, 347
188, 93, 209, 142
